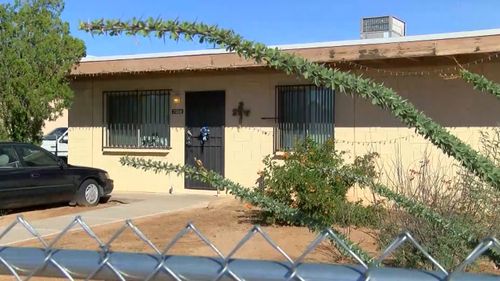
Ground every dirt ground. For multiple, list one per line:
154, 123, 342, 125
17, 198, 378, 261
1, 198, 497, 280
2, 198, 377, 280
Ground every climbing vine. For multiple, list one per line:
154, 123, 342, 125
460, 69, 500, 99
80, 19, 500, 189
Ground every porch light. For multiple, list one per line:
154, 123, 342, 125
172, 95, 181, 105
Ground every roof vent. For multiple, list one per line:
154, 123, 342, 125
361, 16, 405, 39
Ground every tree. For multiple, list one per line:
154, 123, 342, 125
0, 0, 85, 143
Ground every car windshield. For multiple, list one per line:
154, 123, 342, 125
43, 127, 67, 140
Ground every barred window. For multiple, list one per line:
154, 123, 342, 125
275, 85, 334, 151
104, 90, 170, 149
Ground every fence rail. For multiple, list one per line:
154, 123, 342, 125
0, 216, 498, 281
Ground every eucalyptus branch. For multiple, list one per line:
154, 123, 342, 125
460, 69, 500, 99
80, 19, 500, 189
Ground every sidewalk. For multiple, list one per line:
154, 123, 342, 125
0, 193, 220, 245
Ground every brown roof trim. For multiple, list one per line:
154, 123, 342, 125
72, 31, 500, 77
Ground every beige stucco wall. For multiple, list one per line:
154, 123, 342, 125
68, 62, 500, 196
336, 62, 500, 201
69, 72, 292, 194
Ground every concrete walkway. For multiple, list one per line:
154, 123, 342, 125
0, 193, 220, 245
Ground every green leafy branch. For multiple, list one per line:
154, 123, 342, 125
79, 18, 500, 189
119, 156, 373, 265
460, 69, 500, 99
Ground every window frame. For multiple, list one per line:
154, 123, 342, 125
0, 144, 23, 169
274, 84, 335, 151
14, 144, 60, 168
102, 89, 171, 150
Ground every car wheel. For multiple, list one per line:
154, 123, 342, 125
76, 179, 101, 207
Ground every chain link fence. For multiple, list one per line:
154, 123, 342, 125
0, 215, 498, 280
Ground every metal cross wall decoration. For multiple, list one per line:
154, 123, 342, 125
232, 101, 250, 126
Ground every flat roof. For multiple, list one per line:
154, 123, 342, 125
73, 28, 500, 76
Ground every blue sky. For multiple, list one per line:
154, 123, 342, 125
8, 0, 500, 56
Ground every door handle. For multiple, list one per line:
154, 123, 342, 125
30, 173, 40, 178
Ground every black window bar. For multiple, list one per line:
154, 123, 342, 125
103, 89, 171, 149
274, 85, 335, 151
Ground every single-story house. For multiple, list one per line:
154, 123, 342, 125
68, 28, 500, 197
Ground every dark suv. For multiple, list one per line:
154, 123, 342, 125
0, 142, 113, 209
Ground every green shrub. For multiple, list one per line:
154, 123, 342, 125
259, 138, 381, 230
333, 200, 384, 228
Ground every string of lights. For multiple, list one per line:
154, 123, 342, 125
245, 127, 419, 145
333, 134, 418, 145
248, 126, 500, 145
73, 50, 500, 79
239, 127, 272, 136
332, 52, 500, 78
71, 65, 263, 78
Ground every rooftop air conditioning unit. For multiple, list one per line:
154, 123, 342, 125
361, 16, 405, 39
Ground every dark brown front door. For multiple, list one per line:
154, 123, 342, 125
185, 91, 225, 190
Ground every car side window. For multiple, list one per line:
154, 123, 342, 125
59, 133, 68, 144
16, 145, 59, 167
0, 145, 21, 169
